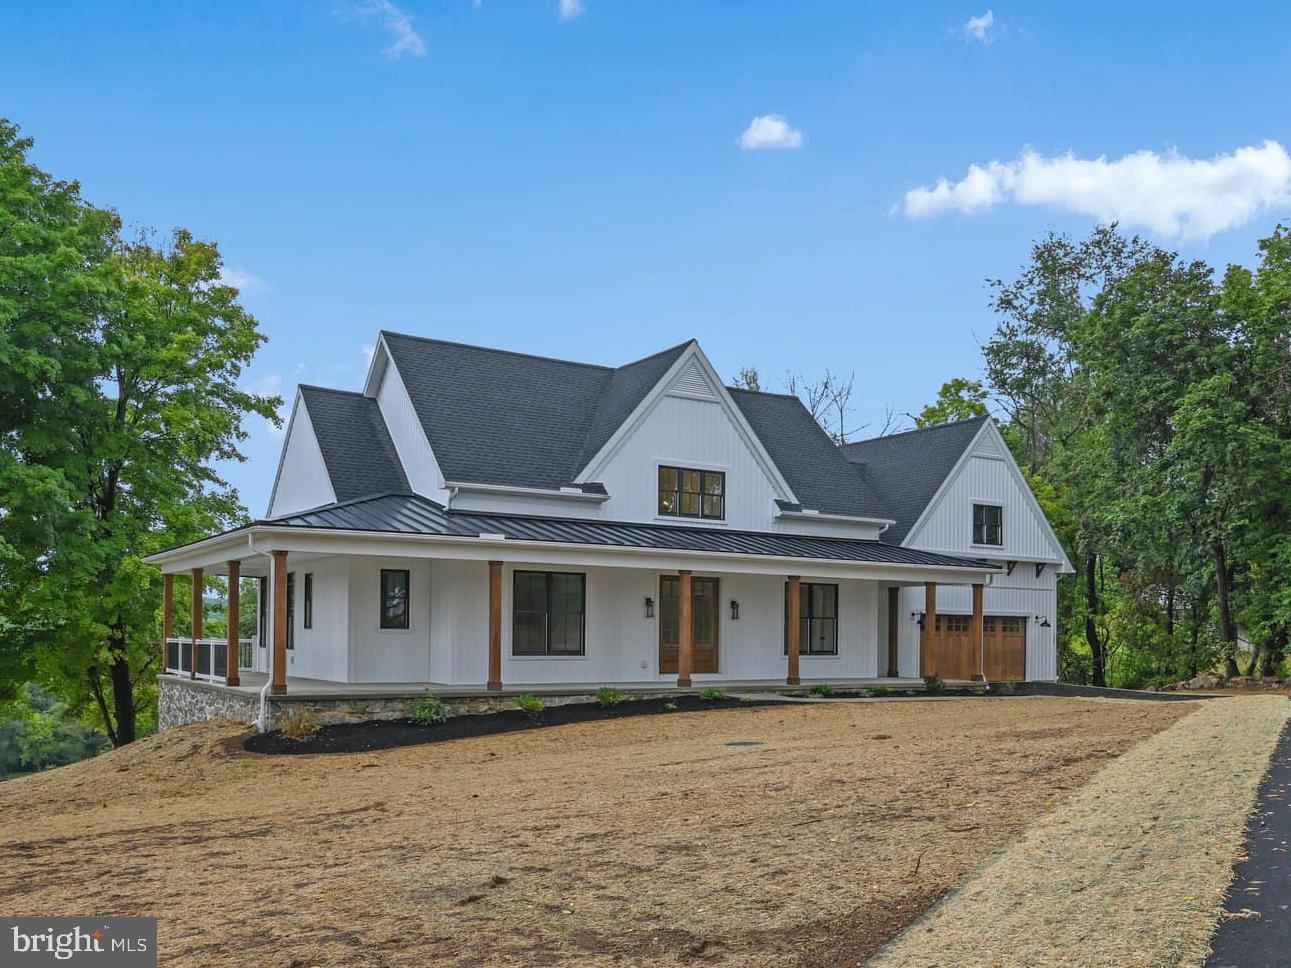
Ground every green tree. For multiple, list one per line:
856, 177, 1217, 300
0, 121, 280, 745
913, 378, 989, 427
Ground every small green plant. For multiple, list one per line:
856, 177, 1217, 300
280, 707, 321, 741
808, 683, 833, 698
596, 686, 627, 709
663, 701, 678, 711
992, 680, 1016, 696
410, 693, 450, 726
865, 685, 891, 698
698, 688, 728, 702
922, 674, 946, 695
515, 694, 546, 720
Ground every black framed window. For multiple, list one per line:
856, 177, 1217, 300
513, 571, 585, 656
973, 503, 1003, 545
286, 572, 295, 649
658, 466, 725, 520
258, 576, 267, 647
784, 582, 839, 655
303, 572, 313, 629
380, 569, 410, 630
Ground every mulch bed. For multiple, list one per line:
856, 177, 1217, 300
245, 694, 781, 755
1011, 681, 1220, 702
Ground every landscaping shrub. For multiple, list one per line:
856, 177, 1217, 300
865, 686, 891, 698
595, 687, 627, 709
663, 702, 678, 711
410, 693, 450, 726
280, 708, 321, 741
808, 683, 833, 697
992, 680, 1016, 696
922, 674, 946, 694
515, 694, 546, 720
698, 688, 727, 702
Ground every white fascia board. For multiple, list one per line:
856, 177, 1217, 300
361, 334, 390, 398
233, 525, 1000, 584
775, 508, 896, 531
572, 342, 800, 505
445, 481, 609, 503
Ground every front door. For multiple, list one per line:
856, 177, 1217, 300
659, 576, 719, 674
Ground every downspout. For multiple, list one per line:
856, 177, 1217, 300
248, 534, 275, 733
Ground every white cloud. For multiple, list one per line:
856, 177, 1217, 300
963, 10, 994, 44
216, 266, 261, 292
737, 115, 804, 151
557, 0, 585, 21
344, 0, 426, 59
899, 141, 1291, 241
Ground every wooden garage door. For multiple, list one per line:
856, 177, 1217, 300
921, 614, 977, 680
983, 616, 1026, 681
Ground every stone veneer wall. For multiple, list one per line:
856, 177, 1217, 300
158, 676, 260, 731
158, 676, 680, 732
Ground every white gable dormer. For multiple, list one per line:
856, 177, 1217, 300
266, 392, 337, 518
904, 420, 1072, 570
365, 336, 450, 506
575, 342, 797, 529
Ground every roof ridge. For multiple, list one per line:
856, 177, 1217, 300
612, 338, 696, 372
298, 384, 365, 397
843, 414, 990, 448
725, 385, 801, 400
381, 330, 615, 371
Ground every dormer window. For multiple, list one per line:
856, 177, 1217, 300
973, 503, 1003, 546
659, 466, 725, 520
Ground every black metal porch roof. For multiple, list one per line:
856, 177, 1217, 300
264, 493, 998, 569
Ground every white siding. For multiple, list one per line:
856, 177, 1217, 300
346, 556, 433, 682
267, 399, 336, 517
284, 558, 349, 682
375, 357, 450, 504
895, 567, 1059, 681
595, 394, 783, 529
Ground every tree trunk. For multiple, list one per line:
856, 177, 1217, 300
1213, 540, 1239, 679
1084, 552, 1106, 687
107, 618, 136, 746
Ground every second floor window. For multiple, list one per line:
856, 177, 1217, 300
973, 503, 1003, 545
658, 466, 725, 520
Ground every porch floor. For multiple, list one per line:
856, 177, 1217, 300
203, 670, 942, 701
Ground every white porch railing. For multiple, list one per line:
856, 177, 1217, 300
165, 637, 252, 682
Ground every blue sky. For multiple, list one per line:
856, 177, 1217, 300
5, 1, 1291, 515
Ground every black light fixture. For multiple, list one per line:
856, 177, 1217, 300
912, 610, 925, 629
1037, 615, 1051, 628
730, 600, 740, 620
644, 596, 654, 619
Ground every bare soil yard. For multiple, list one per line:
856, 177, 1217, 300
0, 698, 1192, 967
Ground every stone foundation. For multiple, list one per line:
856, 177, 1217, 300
158, 676, 260, 730
157, 675, 679, 732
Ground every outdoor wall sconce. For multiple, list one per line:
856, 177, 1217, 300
912, 610, 925, 629
730, 600, 740, 620
1037, 615, 1052, 628
644, 596, 654, 619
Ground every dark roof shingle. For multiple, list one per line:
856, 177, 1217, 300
298, 386, 410, 502
841, 416, 988, 543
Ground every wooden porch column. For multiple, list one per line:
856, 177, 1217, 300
487, 561, 502, 692
190, 568, 203, 680
677, 570, 693, 687
271, 551, 288, 695
226, 560, 241, 686
161, 573, 174, 673
786, 575, 801, 685
971, 582, 985, 682
923, 582, 937, 678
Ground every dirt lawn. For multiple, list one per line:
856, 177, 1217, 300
0, 698, 1193, 967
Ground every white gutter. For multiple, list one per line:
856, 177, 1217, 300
445, 480, 610, 503
247, 534, 275, 733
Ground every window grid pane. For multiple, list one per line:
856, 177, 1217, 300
786, 582, 839, 655
380, 570, 410, 630
513, 571, 585, 656
658, 466, 725, 520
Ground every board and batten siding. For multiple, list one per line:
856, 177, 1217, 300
594, 393, 784, 530
375, 356, 450, 504
283, 557, 350, 682
266, 397, 336, 517
346, 556, 433, 682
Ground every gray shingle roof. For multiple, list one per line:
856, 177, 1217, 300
728, 388, 890, 520
265, 493, 999, 570
298, 386, 410, 502
841, 416, 988, 544
381, 332, 690, 490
